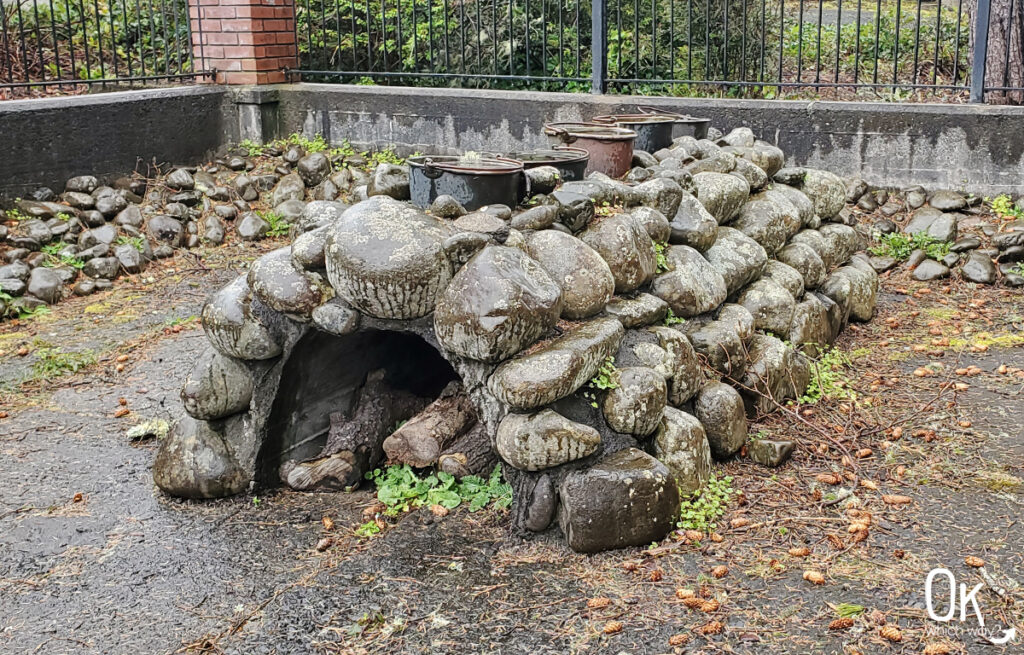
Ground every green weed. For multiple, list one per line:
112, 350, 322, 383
364, 464, 512, 518
115, 236, 146, 252
30, 348, 97, 378
677, 474, 736, 533
260, 211, 291, 238
583, 356, 620, 408
987, 194, 1024, 220
869, 231, 952, 261
800, 346, 858, 405
654, 241, 670, 273
664, 308, 686, 326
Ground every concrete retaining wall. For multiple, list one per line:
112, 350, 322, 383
275, 84, 1024, 196
1, 83, 1022, 198
0, 86, 229, 197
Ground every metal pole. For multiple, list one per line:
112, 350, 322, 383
970, 0, 992, 102
591, 0, 607, 93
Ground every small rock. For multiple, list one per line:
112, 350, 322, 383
236, 212, 271, 241
747, 438, 794, 468
297, 153, 331, 187
960, 252, 996, 284
430, 195, 467, 219
165, 168, 195, 191
912, 259, 950, 281
26, 267, 63, 304
366, 163, 410, 201
929, 189, 966, 211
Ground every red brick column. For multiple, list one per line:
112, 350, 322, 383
189, 0, 299, 85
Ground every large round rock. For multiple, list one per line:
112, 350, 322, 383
248, 247, 330, 318
201, 275, 282, 360
602, 366, 668, 436
578, 213, 657, 293
435, 245, 562, 363
651, 244, 728, 317
325, 196, 453, 319
180, 347, 254, 420
495, 410, 601, 471
692, 172, 750, 223
694, 381, 747, 460
153, 416, 248, 499
526, 230, 615, 319
704, 226, 769, 296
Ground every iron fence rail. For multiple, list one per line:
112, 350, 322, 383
0, 0, 200, 97
294, 0, 1024, 102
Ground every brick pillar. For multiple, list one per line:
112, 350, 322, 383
189, 0, 299, 85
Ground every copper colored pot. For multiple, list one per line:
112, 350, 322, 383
543, 122, 637, 178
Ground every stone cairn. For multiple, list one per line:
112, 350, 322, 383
153, 125, 880, 553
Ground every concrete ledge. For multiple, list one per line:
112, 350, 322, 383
2, 83, 1022, 198
276, 84, 1024, 195
0, 86, 229, 197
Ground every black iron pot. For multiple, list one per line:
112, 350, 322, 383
636, 107, 712, 140
503, 147, 590, 182
592, 114, 676, 153
407, 156, 524, 211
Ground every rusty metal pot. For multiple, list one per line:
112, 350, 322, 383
543, 122, 637, 178
591, 114, 676, 153
636, 107, 712, 140
407, 155, 524, 211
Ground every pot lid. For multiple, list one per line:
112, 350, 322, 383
592, 114, 677, 125
408, 155, 524, 174
504, 147, 590, 164
543, 122, 637, 141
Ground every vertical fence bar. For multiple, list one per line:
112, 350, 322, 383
591, 0, 606, 92
969, 0, 991, 102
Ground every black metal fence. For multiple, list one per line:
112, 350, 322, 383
294, 0, 1024, 103
0, 0, 201, 99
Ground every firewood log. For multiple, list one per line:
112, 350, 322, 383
382, 381, 477, 468
279, 368, 425, 491
437, 422, 497, 479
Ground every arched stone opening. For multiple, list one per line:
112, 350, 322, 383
258, 328, 460, 487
